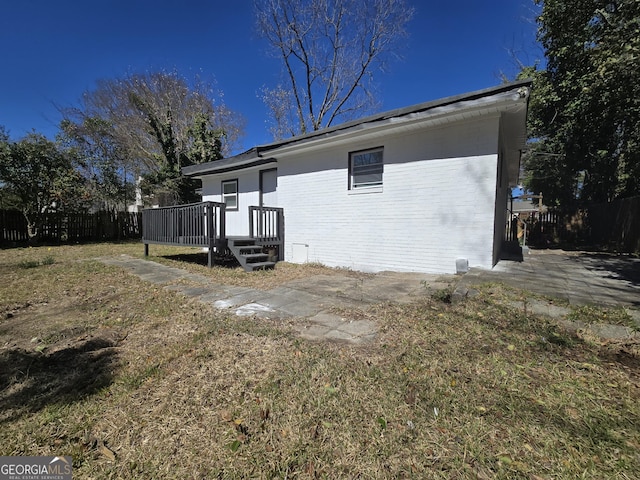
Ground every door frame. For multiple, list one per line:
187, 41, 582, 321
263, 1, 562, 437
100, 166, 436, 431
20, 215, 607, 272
259, 168, 278, 207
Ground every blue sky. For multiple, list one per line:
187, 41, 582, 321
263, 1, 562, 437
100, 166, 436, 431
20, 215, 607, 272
1, 0, 542, 153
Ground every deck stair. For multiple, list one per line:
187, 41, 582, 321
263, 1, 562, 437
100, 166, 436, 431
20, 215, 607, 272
228, 237, 276, 272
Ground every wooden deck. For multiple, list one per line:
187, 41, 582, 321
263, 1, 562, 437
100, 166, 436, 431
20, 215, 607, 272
142, 202, 284, 270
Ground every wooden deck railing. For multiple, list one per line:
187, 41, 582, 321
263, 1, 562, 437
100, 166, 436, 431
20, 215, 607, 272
142, 202, 226, 267
142, 202, 285, 266
249, 206, 285, 261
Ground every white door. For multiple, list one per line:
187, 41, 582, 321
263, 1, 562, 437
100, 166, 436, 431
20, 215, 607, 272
260, 169, 278, 207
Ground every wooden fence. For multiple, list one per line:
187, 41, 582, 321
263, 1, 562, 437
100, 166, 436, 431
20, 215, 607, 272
518, 196, 640, 254
584, 196, 640, 254
0, 209, 142, 245
519, 210, 565, 247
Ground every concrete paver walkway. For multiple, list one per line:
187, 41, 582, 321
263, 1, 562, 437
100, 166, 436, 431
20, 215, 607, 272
100, 249, 640, 344
455, 249, 640, 336
458, 249, 640, 308
99, 255, 452, 344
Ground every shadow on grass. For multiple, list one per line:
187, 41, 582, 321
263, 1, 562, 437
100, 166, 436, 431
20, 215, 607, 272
0, 337, 118, 422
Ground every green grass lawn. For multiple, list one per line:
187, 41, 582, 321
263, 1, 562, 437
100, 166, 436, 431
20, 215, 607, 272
1, 243, 639, 479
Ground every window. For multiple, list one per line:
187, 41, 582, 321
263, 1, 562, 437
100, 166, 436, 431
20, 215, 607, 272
349, 147, 383, 190
222, 179, 238, 210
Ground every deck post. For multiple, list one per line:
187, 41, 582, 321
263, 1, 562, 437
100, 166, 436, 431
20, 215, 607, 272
219, 203, 226, 243
278, 210, 285, 261
206, 202, 214, 268
144, 243, 149, 257
249, 207, 254, 239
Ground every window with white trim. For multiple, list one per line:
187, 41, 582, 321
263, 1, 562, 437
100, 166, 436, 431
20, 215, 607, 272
349, 147, 383, 190
222, 179, 238, 210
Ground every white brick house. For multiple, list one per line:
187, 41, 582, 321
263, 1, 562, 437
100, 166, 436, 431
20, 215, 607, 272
182, 81, 531, 274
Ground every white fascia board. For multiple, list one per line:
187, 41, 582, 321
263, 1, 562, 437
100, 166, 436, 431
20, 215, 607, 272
267, 90, 528, 158
190, 161, 276, 180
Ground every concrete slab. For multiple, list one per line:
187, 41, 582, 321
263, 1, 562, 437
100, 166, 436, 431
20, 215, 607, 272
213, 299, 236, 309
253, 295, 298, 311
265, 287, 327, 307
276, 301, 324, 318
335, 319, 377, 337
174, 286, 215, 297
138, 273, 178, 284
216, 290, 273, 307
308, 312, 346, 327
197, 291, 233, 303
181, 272, 217, 284
588, 323, 639, 340
222, 286, 260, 297
323, 329, 360, 342
297, 324, 332, 340
460, 250, 640, 310
235, 303, 277, 318
98, 255, 405, 342
507, 300, 570, 319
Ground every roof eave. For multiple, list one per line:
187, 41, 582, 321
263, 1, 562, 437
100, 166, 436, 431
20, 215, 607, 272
183, 80, 532, 178
259, 79, 532, 153
182, 155, 276, 178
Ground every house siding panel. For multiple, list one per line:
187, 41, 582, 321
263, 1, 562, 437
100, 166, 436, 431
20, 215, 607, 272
276, 116, 500, 274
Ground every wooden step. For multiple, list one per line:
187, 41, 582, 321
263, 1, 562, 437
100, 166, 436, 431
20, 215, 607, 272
228, 237, 256, 247
236, 245, 264, 253
246, 261, 276, 271
227, 238, 277, 272
242, 253, 269, 262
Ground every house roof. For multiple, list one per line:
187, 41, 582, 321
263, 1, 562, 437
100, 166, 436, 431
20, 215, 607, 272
183, 151, 277, 175
183, 79, 532, 178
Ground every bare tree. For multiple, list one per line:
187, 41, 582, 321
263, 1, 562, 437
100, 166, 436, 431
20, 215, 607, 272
256, 0, 414, 138
63, 70, 245, 204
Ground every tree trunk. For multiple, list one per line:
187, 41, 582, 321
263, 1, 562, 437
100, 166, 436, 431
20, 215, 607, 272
26, 221, 39, 246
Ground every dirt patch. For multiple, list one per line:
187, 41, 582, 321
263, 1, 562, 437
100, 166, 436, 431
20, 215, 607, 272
2, 298, 94, 351
0, 329, 121, 422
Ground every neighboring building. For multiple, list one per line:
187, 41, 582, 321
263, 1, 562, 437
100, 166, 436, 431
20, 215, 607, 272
511, 193, 546, 215
127, 177, 145, 213
183, 80, 531, 274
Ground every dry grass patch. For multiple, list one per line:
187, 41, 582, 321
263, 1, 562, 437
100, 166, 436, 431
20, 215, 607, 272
146, 250, 362, 290
1, 244, 639, 478
191, 260, 354, 290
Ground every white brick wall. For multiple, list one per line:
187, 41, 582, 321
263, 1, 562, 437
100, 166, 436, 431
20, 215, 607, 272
277, 116, 501, 273
202, 115, 502, 274
201, 170, 260, 236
